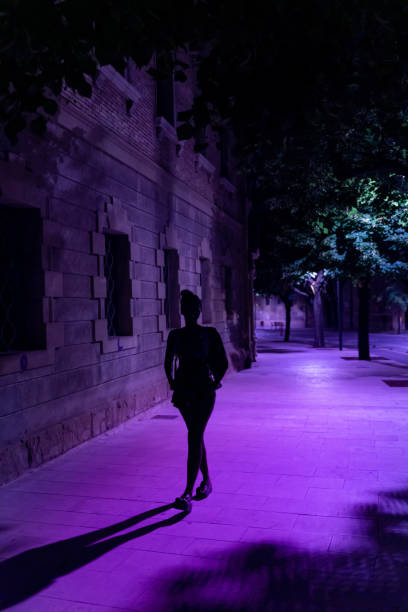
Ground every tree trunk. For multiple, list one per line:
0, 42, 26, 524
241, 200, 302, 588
358, 279, 370, 360
313, 271, 325, 347
337, 278, 343, 351
284, 299, 291, 342
349, 281, 354, 330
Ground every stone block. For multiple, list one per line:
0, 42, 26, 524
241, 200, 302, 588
46, 322, 64, 348
0, 442, 29, 485
158, 315, 167, 331
44, 271, 63, 297
24, 425, 60, 467
97, 211, 109, 233
99, 299, 105, 319
92, 276, 107, 298
157, 282, 166, 299
63, 274, 92, 298
55, 344, 100, 371
114, 397, 135, 423
156, 249, 165, 267
107, 199, 129, 234
132, 227, 159, 249
0, 349, 54, 376
131, 279, 142, 298
140, 246, 155, 265
102, 338, 120, 354
51, 247, 98, 276
49, 198, 97, 231
91, 232, 106, 255
42, 297, 51, 322
93, 319, 108, 341
130, 242, 142, 262
117, 334, 138, 350
91, 408, 108, 436
140, 281, 156, 299
134, 263, 160, 282
64, 322, 93, 345
43, 219, 90, 252
140, 333, 163, 352
42, 245, 51, 269
0, 385, 21, 417
134, 298, 161, 316
22, 349, 55, 371
132, 316, 142, 333
97, 255, 105, 276
62, 413, 92, 452
139, 175, 157, 199
179, 270, 200, 286
135, 316, 157, 334
54, 298, 99, 322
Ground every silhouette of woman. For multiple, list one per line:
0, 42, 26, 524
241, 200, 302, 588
164, 290, 228, 512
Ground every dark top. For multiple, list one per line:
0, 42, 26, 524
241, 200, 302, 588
164, 326, 228, 398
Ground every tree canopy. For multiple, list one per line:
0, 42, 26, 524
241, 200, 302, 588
3, 0, 408, 156
3, 1, 408, 356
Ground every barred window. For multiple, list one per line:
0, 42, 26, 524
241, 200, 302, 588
104, 233, 132, 337
0, 206, 45, 352
164, 249, 180, 328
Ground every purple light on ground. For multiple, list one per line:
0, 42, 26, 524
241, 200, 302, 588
1, 334, 408, 610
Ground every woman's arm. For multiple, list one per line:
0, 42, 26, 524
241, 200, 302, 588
209, 328, 228, 387
164, 330, 176, 389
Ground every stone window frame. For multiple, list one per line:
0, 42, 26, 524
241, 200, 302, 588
0, 201, 62, 376
93, 197, 140, 355
163, 249, 181, 330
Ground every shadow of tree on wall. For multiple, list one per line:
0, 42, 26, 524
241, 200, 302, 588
156, 486, 408, 611
0, 503, 189, 610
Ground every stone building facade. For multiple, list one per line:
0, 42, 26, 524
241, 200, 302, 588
255, 279, 406, 334
0, 58, 254, 484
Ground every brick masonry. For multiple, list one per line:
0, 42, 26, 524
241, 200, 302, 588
0, 59, 254, 484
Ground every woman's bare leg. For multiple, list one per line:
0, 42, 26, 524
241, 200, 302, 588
200, 441, 210, 482
183, 427, 205, 496
179, 397, 214, 496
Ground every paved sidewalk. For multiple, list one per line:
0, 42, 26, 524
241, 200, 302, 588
258, 327, 408, 365
1, 335, 408, 611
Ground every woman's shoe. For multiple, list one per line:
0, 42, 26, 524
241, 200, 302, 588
174, 493, 193, 512
195, 481, 213, 500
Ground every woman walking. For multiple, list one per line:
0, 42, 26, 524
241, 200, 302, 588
164, 290, 228, 512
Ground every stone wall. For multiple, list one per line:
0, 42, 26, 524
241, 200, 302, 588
255, 295, 307, 331
0, 61, 253, 484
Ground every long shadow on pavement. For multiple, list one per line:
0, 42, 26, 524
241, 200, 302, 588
158, 486, 408, 611
0, 503, 189, 610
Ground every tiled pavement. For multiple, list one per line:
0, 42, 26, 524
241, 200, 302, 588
2, 333, 408, 610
